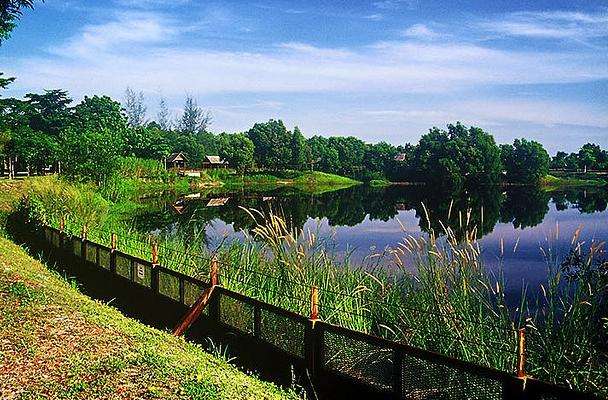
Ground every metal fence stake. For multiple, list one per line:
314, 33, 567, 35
310, 286, 319, 322
151, 241, 159, 293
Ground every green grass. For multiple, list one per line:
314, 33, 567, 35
542, 174, 606, 188
368, 179, 391, 187
0, 234, 300, 399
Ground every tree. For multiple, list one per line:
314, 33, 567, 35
217, 132, 254, 172
0, 0, 34, 44
13, 126, 59, 173
124, 124, 171, 160
363, 141, 399, 180
61, 126, 124, 183
247, 119, 293, 170
124, 87, 147, 127
178, 95, 212, 134
501, 138, 550, 184
328, 136, 367, 177
307, 135, 339, 172
70, 95, 129, 136
290, 126, 309, 170
551, 151, 569, 170
157, 97, 171, 130
24, 89, 72, 137
412, 122, 502, 188
0, 72, 15, 91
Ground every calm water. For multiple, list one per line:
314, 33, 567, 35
132, 184, 608, 300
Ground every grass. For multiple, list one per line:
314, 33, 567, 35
0, 234, 300, 399
542, 174, 607, 188
13, 176, 608, 397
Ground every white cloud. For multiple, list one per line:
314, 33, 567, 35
363, 14, 384, 21
480, 10, 608, 41
373, 0, 418, 11
402, 24, 441, 39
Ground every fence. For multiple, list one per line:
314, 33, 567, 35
39, 224, 597, 400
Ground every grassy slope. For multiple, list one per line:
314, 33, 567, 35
0, 237, 299, 400
541, 174, 607, 189
0, 180, 299, 400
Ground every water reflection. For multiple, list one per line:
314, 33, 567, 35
132, 184, 608, 241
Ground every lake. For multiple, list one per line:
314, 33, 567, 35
132, 184, 608, 302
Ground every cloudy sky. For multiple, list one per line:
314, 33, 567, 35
2, 0, 607, 152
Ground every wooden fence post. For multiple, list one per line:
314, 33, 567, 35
59, 215, 65, 232
310, 286, 319, 321
517, 327, 526, 378
110, 232, 117, 274
81, 224, 88, 259
151, 242, 159, 293
306, 285, 322, 379
208, 256, 220, 321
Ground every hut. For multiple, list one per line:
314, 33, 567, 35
202, 155, 229, 169
166, 152, 188, 170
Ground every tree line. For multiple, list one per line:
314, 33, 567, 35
1, 87, 606, 186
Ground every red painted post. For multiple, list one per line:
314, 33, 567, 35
210, 256, 219, 286
517, 327, 526, 378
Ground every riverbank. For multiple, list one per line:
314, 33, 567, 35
0, 236, 299, 399
541, 173, 607, 188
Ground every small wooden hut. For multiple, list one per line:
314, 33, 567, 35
166, 152, 188, 169
202, 155, 228, 169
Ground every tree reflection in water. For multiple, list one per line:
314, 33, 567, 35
129, 184, 608, 245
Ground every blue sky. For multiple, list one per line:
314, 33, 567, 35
1, 0, 607, 153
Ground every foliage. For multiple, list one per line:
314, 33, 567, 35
216, 132, 254, 172
12, 125, 59, 172
0, 0, 34, 44
247, 119, 294, 170
61, 126, 125, 183
177, 95, 212, 134
124, 87, 147, 127
501, 138, 550, 184
412, 122, 502, 188
24, 89, 72, 137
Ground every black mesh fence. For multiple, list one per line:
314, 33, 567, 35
38, 225, 598, 400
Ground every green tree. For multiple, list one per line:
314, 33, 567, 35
61, 126, 124, 183
328, 136, 367, 177
124, 87, 147, 127
13, 126, 59, 173
290, 126, 309, 170
412, 122, 502, 188
217, 132, 254, 172
551, 151, 569, 170
247, 119, 293, 169
500, 138, 550, 184
70, 95, 129, 137
363, 141, 399, 180
177, 95, 212, 134
307, 135, 339, 172
124, 124, 172, 160
24, 89, 72, 137
0, 0, 34, 44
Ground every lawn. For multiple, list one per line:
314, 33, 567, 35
0, 235, 300, 399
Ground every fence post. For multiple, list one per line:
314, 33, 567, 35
151, 242, 159, 293
81, 224, 88, 259
517, 327, 526, 379
59, 215, 65, 232
208, 256, 220, 321
59, 216, 66, 248
306, 285, 322, 379
503, 327, 528, 400
110, 232, 117, 274
392, 346, 404, 399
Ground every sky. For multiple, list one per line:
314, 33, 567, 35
1, 0, 607, 153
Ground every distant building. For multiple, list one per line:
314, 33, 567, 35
202, 155, 229, 169
394, 153, 407, 162
166, 152, 188, 169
